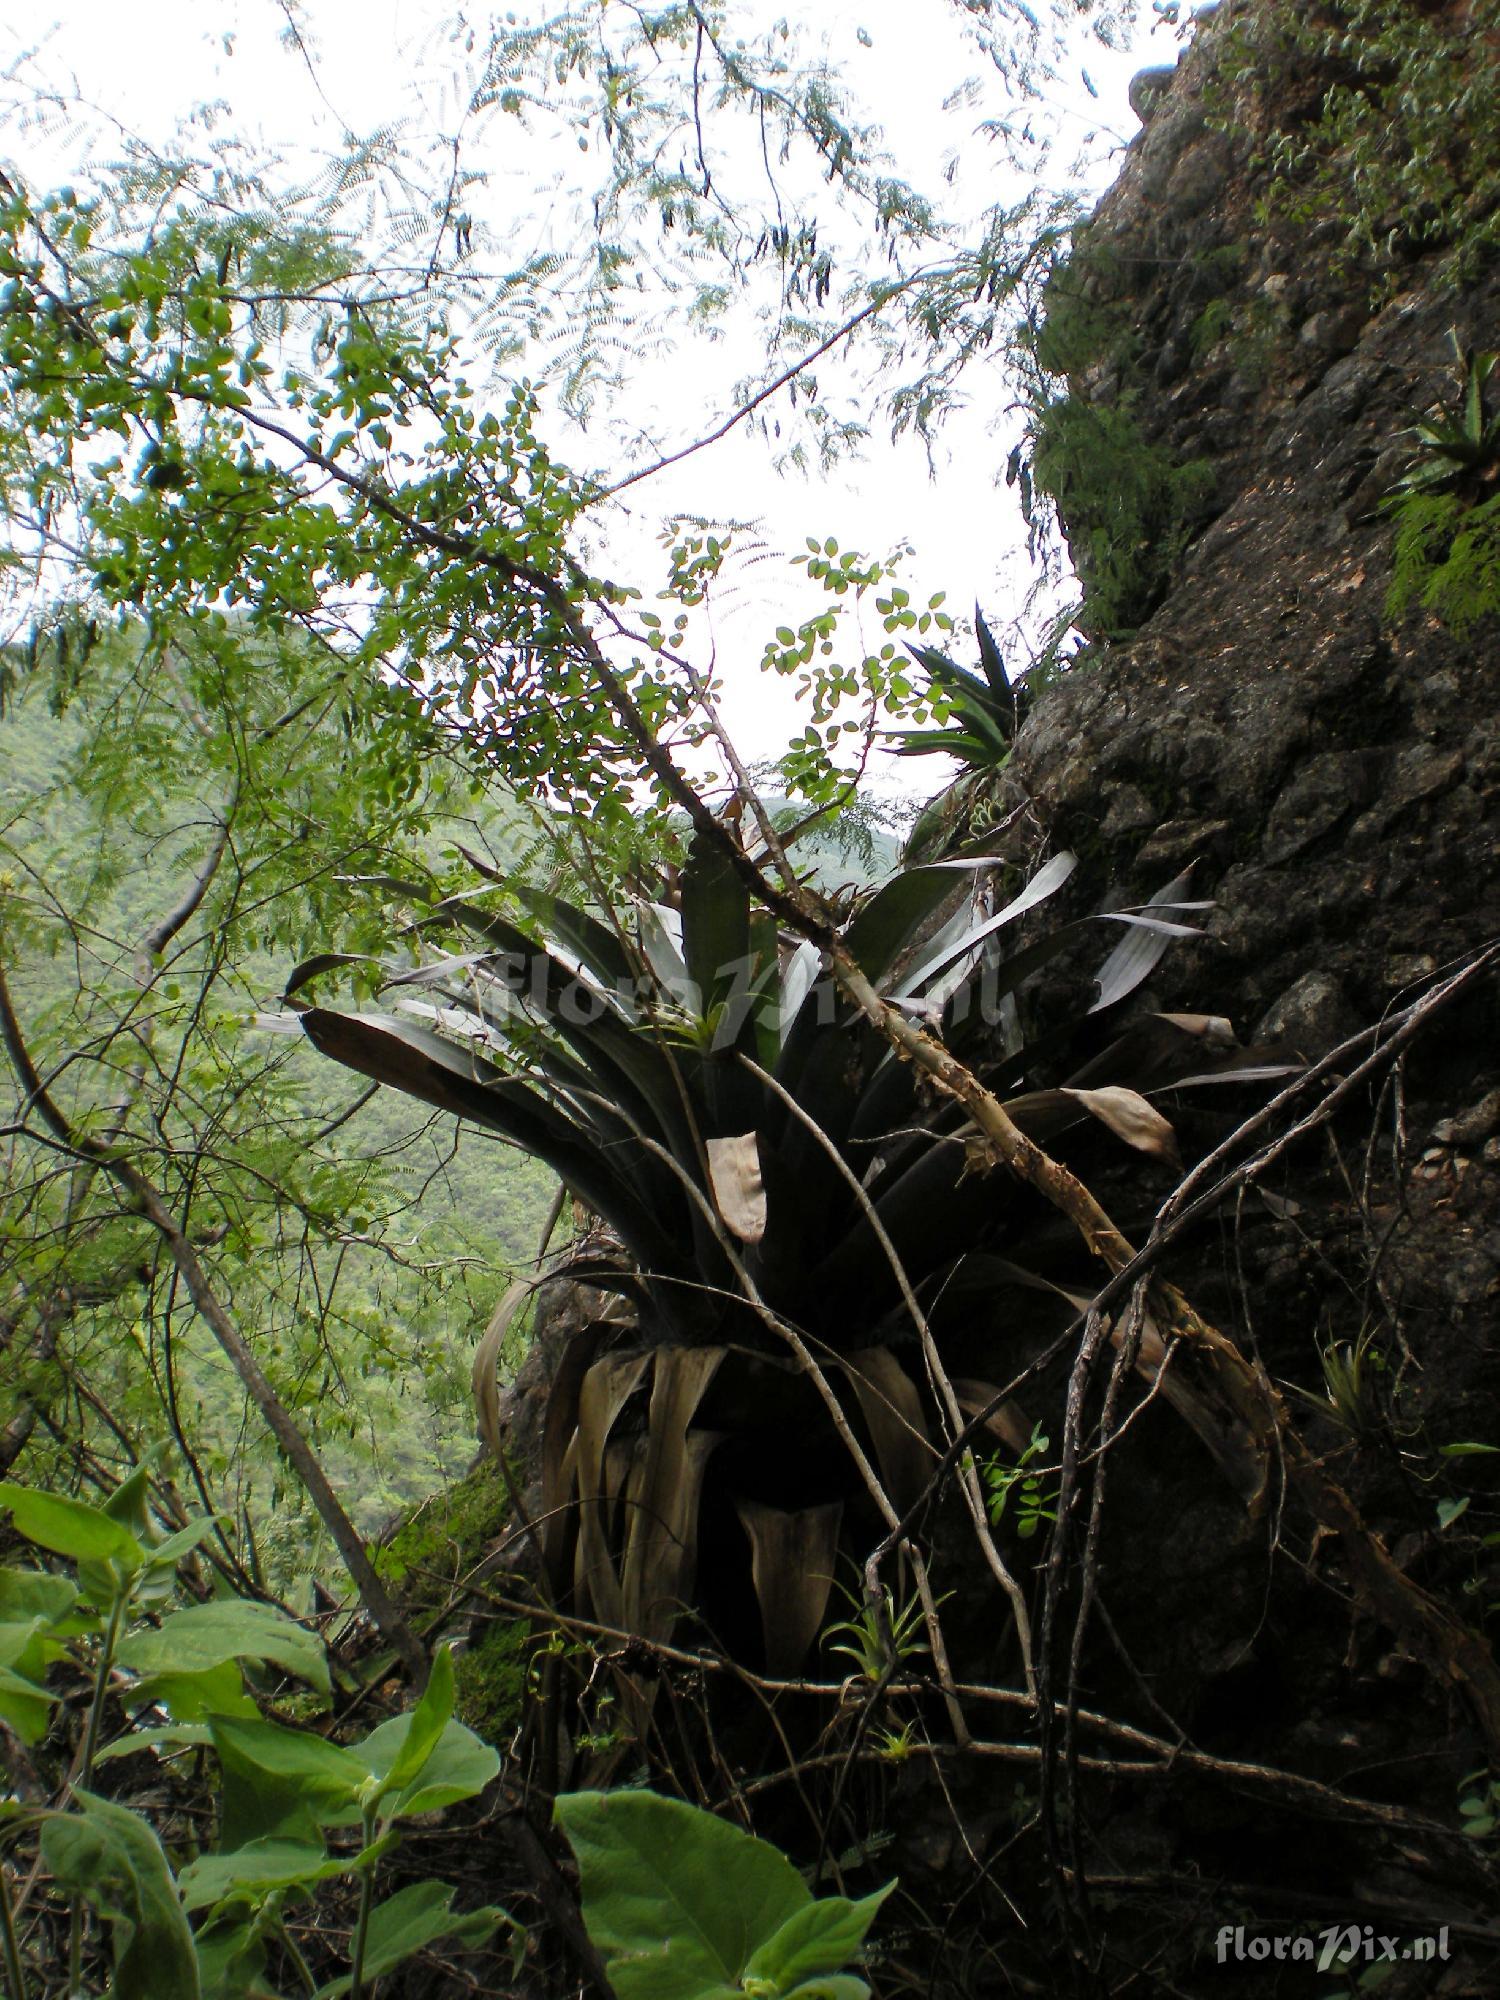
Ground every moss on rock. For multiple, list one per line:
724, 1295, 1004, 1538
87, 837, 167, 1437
455, 1616, 533, 1742
374, 1457, 513, 1608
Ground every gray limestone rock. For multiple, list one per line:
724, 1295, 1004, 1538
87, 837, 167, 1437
1253, 970, 1361, 1057
1129, 64, 1180, 124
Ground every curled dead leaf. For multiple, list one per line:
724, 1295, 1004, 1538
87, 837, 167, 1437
1061, 1085, 1182, 1169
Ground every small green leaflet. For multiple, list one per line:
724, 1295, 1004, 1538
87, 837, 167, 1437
311, 1881, 510, 1998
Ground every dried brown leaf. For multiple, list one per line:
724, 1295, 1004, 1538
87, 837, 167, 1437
1061, 1085, 1182, 1169
706, 1132, 767, 1243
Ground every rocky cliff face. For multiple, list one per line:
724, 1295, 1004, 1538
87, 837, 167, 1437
1014, 0, 1500, 1365
974, 1, 1500, 1986
1021, 1, 1499, 1034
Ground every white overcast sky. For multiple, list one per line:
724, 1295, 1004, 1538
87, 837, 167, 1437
3, 2, 1197, 780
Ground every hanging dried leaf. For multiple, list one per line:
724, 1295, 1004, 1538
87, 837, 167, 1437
953, 1380, 1034, 1454
573, 1353, 651, 1627
1061, 1085, 1182, 1169
471, 1277, 538, 1460
541, 1323, 609, 1588
706, 1132, 767, 1243
735, 1499, 845, 1677
1123, 1306, 1264, 1502
838, 1349, 935, 1514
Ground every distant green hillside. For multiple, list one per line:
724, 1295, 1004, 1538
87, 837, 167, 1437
0, 652, 557, 1558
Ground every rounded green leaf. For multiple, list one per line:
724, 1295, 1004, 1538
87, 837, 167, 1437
209, 1716, 367, 1847
117, 1599, 330, 1695
347, 1708, 500, 1824
554, 1789, 812, 2000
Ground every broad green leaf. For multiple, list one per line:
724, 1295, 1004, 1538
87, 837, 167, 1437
784, 1978, 872, 1999
41, 1790, 200, 2000
0, 1481, 141, 1571
118, 1599, 331, 1696
0, 1657, 56, 1743
95, 1722, 214, 1764
144, 1517, 225, 1574
0, 1565, 79, 1625
192, 1914, 269, 2000
0, 1615, 50, 1673
102, 1463, 152, 1539
746, 1885, 892, 1991
209, 1716, 366, 1848
679, 830, 753, 1035
376, 1643, 455, 1803
311, 1880, 508, 1998
179, 1836, 366, 1913
129, 1661, 258, 1724
348, 1713, 500, 1823
554, 1789, 811, 2000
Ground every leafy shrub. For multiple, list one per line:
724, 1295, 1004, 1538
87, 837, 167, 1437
1025, 396, 1216, 638
0, 1471, 504, 2000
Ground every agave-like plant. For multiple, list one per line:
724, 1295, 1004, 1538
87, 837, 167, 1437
284, 839, 1279, 1686
881, 606, 1032, 771
1386, 335, 1500, 502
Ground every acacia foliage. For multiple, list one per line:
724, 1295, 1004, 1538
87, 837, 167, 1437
3, 2, 1144, 459
0, 617, 551, 1582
